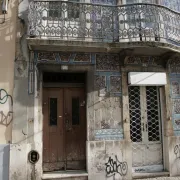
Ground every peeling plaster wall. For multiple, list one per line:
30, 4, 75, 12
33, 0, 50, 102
10, 0, 180, 178
0, 0, 17, 144
87, 140, 132, 180
0, 0, 17, 177
167, 136, 180, 176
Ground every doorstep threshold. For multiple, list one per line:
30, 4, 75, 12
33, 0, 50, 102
42, 170, 88, 179
133, 171, 169, 179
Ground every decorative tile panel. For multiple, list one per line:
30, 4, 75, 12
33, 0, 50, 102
124, 56, 161, 67
160, 0, 180, 12
95, 75, 106, 96
96, 54, 120, 71
172, 114, 180, 132
95, 129, 123, 140
34, 51, 94, 65
173, 99, 180, 114
59, 53, 71, 62
172, 81, 180, 95
74, 53, 91, 62
37, 52, 56, 61
110, 76, 121, 93
101, 120, 110, 129
168, 56, 180, 74
175, 119, 180, 126
170, 75, 180, 136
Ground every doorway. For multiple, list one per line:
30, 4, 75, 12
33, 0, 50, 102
128, 86, 163, 172
42, 72, 86, 172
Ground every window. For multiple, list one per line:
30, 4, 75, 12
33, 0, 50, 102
72, 97, 80, 125
49, 0, 80, 19
68, 0, 80, 19
49, 98, 57, 126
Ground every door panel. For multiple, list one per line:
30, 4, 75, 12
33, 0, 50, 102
43, 87, 86, 172
43, 89, 65, 171
64, 88, 86, 170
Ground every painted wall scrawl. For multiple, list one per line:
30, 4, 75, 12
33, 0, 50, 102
88, 140, 132, 180
105, 156, 128, 179
0, 89, 13, 126
169, 137, 180, 176
174, 144, 180, 159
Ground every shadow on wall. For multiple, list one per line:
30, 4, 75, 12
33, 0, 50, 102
0, 0, 17, 83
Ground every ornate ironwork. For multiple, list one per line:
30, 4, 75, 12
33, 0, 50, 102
28, 1, 180, 45
129, 86, 163, 168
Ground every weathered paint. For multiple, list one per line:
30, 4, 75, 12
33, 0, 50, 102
8, 0, 180, 179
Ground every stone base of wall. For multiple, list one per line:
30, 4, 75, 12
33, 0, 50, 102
136, 177, 180, 180
87, 140, 132, 180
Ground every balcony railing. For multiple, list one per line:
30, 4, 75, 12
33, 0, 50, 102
28, 1, 180, 45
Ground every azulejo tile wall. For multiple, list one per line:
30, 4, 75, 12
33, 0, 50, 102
160, 0, 180, 12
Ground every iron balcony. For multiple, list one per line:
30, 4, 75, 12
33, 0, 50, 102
28, 1, 180, 46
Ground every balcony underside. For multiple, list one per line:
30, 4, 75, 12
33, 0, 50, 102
27, 38, 180, 55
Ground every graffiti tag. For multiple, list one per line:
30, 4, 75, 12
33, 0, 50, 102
174, 144, 180, 159
0, 111, 13, 126
105, 155, 128, 178
0, 89, 13, 126
0, 89, 13, 105
135, 168, 145, 172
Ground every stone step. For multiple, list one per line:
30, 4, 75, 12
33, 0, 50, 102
133, 171, 170, 179
42, 171, 88, 180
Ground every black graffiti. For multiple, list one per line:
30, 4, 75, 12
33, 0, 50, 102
0, 111, 13, 126
105, 155, 128, 178
135, 169, 145, 172
0, 89, 13, 126
0, 89, 13, 105
174, 144, 180, 159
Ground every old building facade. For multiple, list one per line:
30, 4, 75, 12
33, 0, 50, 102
0, 0, 17, 178
0, 0, 180, 180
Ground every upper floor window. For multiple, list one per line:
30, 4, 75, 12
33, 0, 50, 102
49, 0, 80, 20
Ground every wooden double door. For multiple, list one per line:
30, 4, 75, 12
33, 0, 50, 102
43, 88, 86, 172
